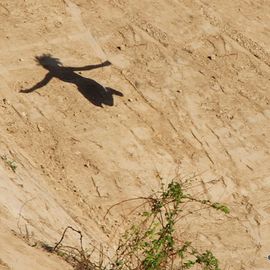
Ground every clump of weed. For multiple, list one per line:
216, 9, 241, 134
44, 226, 106, 270
1, 154, 17, 172
109, 181, 228, 270
46, 180, 229, 270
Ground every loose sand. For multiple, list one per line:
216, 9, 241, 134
0, 0, 270, 269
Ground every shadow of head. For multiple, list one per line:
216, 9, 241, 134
35, 54, 62, 69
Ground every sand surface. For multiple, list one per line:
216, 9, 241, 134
0, 0, 270, 269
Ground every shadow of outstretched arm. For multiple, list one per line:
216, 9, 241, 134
20, 73, 53, 93
69, 60, 111, 71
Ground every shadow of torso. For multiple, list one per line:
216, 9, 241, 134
50, 66, 113, 107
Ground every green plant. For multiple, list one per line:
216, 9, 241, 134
110, 181, 228, 270
1, 155, 17, 172
45, 180, 229, 270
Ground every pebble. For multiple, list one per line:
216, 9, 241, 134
3, 98, 10, 105
37, 124, 45, 132
208, 54, 216, 60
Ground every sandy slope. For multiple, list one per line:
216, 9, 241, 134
0, 0, 270, 269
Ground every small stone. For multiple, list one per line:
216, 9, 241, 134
55, 21, 62, 28
19, 58, 23, 62
3, 98, 10, 105
37, 124, 44, 132
128, 98, 133, 102
117, 44, 125, 50
207, 54, 216, 60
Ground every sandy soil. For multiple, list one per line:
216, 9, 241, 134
0, 0, 270, 269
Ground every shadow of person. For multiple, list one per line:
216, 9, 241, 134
20, 54, 123, 107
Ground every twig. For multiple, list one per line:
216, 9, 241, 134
104, 197, 148, 218
17, 197, 36, 235
53, 226, 83, 251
